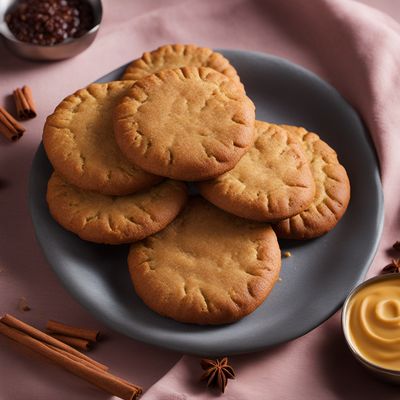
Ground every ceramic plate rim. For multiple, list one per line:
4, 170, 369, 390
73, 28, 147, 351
29, 49, 384, 356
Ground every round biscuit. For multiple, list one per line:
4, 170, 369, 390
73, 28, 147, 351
273, 125, 351, 239
114, 67, 256, 181
122, 43, 240, 82
197, 121, 315, 222
43, 81, 161, 196
46, 173, 188, 244
128, 197, 281, 325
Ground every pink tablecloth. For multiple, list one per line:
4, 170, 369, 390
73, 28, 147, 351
0, 0, 399, 399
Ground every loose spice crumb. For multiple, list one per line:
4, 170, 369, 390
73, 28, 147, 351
278, 277, 282, 282
393, 241, 400, 252
283, 251, 292, 258
18, 297, 31, 311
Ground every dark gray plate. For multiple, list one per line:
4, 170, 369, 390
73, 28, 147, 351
29, 50, 384, 356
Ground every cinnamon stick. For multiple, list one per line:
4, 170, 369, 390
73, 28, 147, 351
13, 85, 37, 119
48, 345, 104, 372
47, 319, 100, 342
49, 344, 143, 398
0, 322, 142, 400
50, 333, 91, 351
0, 315, 142, 400
1, 314, 107, 371
0, 107, 25, 141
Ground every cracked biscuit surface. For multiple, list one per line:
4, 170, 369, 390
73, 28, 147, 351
197, 121, 315, 222
114, 67, 255, 181
128, 197, 281, 325
43, 81, 161, 196
46, 173, 188, 244
122, 44, 240, 82
273, 125, 350, 239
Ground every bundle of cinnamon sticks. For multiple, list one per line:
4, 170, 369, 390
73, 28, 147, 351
0, 314, 142, 400
0, 85, 36, 141
46, 319, 100, 351
13, 86, 36, 120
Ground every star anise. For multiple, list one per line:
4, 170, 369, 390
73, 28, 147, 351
393, 241, 400, 252
200, 357, 235, 393
382, 258, 400, 274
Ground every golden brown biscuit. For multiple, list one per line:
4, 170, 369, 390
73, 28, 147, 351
122, 44, 239, 82
114, 67, 255, 181
274, 125, 350, 239
197, 121, 315, 222
128, 197, 281, 325
43, 81, 161, 196
46, 173, 188, 244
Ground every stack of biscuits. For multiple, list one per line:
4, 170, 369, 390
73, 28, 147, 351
43, 44, 350, 325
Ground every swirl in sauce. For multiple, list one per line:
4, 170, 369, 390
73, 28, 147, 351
347, 279, 400, 371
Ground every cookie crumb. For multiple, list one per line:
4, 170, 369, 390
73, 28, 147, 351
278, 277, 282, 282
18, 297, 31, 311
283, 251, 292, 258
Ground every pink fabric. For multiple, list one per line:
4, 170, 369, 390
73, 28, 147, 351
0, 0, 399, 398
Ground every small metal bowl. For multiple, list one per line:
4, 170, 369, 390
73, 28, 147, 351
0, 0, 102, 61
342, 273, 400, 384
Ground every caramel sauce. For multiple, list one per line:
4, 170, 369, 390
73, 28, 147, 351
347, 278, 400, 371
